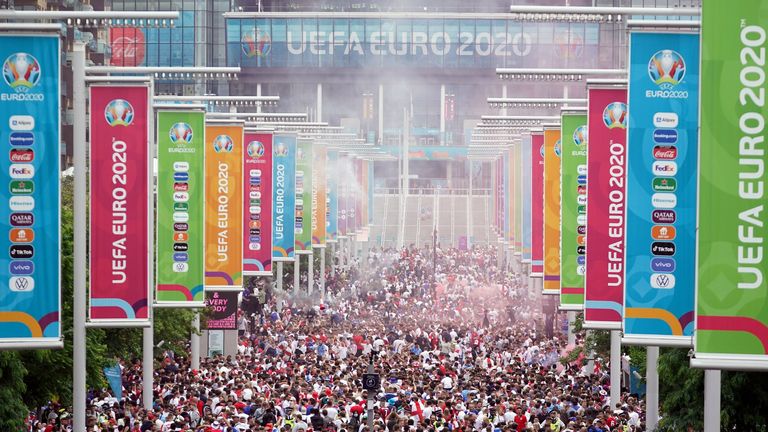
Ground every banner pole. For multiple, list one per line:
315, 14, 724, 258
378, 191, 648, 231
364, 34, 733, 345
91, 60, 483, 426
190, 313, 200, 370
308, 250, 314, 297
72, 42, 87, 432
610, 330, 621, 408
567, 311, 576, 346
704, 370, 721, 432
142, 326, 153, 409
646, 346, 660, 430
467, 159, 472, 249
294, 255, 300, 293
320, 250, 326, 303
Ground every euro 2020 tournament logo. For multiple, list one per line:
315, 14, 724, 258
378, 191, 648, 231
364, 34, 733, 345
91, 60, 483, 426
213, 135, 234, 153
554, 140, 562, 158
602, 102, 628, 129
241, 27, 272, 58
169, 123, 193, 144
247, 140, 265, 159
104, 99, 134, 127
275, 142, 289, 157
3, 53, 41, 92
648, 49, 686, 89
573, 125, 587, 146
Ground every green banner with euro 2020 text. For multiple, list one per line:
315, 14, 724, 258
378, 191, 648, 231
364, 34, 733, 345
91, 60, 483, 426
295, 138, 313, 253
156, 110, 205, 303
694, 0, 768, 369
560, 112, 587, 310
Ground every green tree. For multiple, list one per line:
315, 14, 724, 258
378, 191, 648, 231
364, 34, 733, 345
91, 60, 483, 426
0, 352, 28, 429
656, 348, 768, 431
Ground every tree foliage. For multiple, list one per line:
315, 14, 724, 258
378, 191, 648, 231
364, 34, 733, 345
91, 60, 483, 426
655, 348, 768, 431
0, 352, 28, 430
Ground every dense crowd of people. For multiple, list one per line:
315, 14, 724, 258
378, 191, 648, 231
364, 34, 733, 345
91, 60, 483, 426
27, 245, 645, 432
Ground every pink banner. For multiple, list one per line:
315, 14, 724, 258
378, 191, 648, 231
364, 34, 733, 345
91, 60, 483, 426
243, 131, 272, 276
89, 85, 150, 321
584, 86, 628, 329
531, 132, 545, 276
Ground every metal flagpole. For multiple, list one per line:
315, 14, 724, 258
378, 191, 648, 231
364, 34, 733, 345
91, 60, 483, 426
277, 261, 284, 291
190, 314, 200, 370
308, 251, 314, 297
646, 346, 660, 430
142, 326, 153, 409
294, 255, 300, 293
320, 250, 326, 302
704, 370, 721, 432
567, 311, 576, 346
72, 41, 88, 432
467, 159, 472, 249
610, 330, 621, 408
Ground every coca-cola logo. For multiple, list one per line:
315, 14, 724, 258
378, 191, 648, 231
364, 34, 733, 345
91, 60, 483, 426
653, 145, 677, 160
110, 28, 146, 67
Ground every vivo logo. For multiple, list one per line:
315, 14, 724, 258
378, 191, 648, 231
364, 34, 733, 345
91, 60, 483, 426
650, 257, 676, 273
9, 260, 34, 275
653, 112, 678, 128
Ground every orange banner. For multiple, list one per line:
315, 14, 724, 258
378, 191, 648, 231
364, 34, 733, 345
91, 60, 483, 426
204, 123, 244, 289
543, 127, 561, 295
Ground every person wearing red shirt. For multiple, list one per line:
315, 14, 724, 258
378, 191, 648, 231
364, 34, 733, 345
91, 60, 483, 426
514, 407, 528, 431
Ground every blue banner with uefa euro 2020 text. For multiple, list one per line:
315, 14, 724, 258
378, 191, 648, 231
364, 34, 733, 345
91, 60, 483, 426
0, 35, 61, 346
271, 133, 296, 261
624, 31, 699, 346
522, 134, 532, 263
326, 150, 338, 242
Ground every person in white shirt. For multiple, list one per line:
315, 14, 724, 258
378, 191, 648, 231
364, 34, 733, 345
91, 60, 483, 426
440, 375, 453, 391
